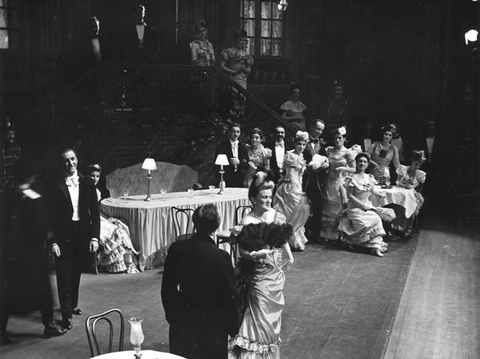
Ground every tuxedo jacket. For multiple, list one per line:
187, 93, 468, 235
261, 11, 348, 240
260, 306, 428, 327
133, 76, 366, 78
45, 175, 100, 248
161, 232, 240, 337
76, 35, 111, 67
122, 24, 160, 63
215, 139, 249, 188
302, 138, 327, 196
267, 140, 287, 183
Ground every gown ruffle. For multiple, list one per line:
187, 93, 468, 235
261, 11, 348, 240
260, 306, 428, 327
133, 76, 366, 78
273, 151, 310, 250
338, 174, 395, 252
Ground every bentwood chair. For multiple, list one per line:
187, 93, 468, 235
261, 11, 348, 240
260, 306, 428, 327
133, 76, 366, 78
171, 206, 195, 241
217, 205, 252, 264
85, 308, 124, 357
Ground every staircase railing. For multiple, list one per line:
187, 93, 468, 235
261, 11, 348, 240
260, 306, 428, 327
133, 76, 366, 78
20, 63, 296, 134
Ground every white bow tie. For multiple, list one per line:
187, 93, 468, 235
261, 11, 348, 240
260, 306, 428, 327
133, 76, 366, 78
231, 141, 238, 148
66, 175, 79, 188
275, 141, 284, 147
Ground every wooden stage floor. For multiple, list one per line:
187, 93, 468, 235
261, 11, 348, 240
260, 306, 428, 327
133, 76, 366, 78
1, 219, 479, 359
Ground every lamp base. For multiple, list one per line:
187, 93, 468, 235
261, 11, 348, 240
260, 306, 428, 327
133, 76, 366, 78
218, 181, 226, 195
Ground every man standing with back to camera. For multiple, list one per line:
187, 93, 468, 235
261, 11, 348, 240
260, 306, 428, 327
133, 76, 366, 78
161, 204, 240, 359
44, 147, 100, 330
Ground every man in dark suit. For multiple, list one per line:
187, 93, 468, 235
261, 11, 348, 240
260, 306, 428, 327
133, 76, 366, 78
268, 125, 287, 183
45, 147, 100, 330
302, 119, 328, 242
214, 122, 249, 188
121, 4, 160, 64
161, 204, 240, 359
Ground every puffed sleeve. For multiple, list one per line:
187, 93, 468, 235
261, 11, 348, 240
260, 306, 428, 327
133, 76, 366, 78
346, 149, 356, 166
368, 174, 378, 186
263, 147, 272, 158
245, 54, 254, 66
417, 170, 426, 184
220, 48, 230, 62
280, 101, 289, 111
396, 164, 407, 178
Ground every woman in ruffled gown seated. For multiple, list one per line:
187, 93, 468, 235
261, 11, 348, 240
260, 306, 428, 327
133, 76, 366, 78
244, 128, 272, 187
229, 171, 294, 359
390, 150, 427, 235
87, 164, 139, 274
337, 153, 396, 257
320, 126, 356, 243
273, 131, 310, 251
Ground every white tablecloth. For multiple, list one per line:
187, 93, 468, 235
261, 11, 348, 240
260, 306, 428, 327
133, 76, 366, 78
370, 186, 418, 218
100, 188, 249, 270
92, 349, 185, 359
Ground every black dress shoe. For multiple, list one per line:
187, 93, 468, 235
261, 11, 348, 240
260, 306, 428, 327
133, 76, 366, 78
44, 323, 67, 338
62, 319, 73, 330
72, 307, 82, 315
0, 332, 14, 345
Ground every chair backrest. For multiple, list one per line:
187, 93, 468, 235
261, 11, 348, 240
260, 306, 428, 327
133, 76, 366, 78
171, 206, 195, 241
85, 308, 125, 357
234, 205, 253, 225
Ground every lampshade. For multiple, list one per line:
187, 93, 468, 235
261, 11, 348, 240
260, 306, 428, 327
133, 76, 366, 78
278, 0, 288, 11
141, 158, 157, 171
465, 29, 478, 45
215, 154, 229, 166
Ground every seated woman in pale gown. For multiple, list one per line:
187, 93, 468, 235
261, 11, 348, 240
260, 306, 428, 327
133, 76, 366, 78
87, 164, 139, 273
244, 127, 272, 187
229, 171, 294, 359
273, 130, 310, 251
390, 150, 427, 236
337, 153, 396, 257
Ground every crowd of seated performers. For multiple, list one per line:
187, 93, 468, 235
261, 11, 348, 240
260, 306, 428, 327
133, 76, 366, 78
215, 119, 429, 257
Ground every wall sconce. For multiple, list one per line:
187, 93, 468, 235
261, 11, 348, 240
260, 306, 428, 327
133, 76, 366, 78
278, 0, 288, 11
215, 154, 229, 195
141, 158, 157, 201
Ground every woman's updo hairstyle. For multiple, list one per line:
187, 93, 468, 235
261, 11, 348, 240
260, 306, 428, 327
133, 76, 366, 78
294, 130, 309, 143
330, 125, 347, 139
248, 170, 275, 202
411, 150, 426, 164
355, 152, 370, 163
234, 27, 248, 40
87, 163, 102, 174
381, 124, 396, 134
251, 127, 265, 141
289, 83, 301, 95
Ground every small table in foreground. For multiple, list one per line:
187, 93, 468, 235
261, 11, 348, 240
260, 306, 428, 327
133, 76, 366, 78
92, 349, 185, 359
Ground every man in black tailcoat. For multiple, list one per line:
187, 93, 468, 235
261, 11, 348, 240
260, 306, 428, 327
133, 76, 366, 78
121, 4, 160, 64
44, 147, 100, 330
268, 125, 287, 183
214, 122, 249, 188
161, 204, 240, 359
302, 119, 329, 242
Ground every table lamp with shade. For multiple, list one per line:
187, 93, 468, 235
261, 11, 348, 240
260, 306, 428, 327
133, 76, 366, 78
141, 158, 157, 201
215, 154, 229, 195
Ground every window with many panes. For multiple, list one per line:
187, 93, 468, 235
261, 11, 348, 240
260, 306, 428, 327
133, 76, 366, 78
0, 0, 18, 49
240, 1, 284, 57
